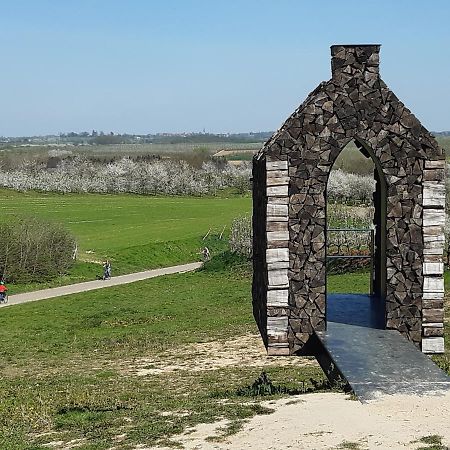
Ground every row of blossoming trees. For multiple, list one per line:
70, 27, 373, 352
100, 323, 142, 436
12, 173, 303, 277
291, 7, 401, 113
0, 157, 250, 196
0, 155, 376, 203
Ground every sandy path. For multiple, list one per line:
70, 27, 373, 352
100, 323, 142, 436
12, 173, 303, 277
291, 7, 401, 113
2, 262, 202, 308
121, 333, 318, 375
155, 392, 450, 450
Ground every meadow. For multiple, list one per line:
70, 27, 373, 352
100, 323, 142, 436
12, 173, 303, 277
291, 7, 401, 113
0, 142, 262, 167
0, 251, 447, 448
0, 189, 251, 291
0, 184, 380, 448
0, 136, 449, 448
0, 252, 376, 449
2, 134, 448, 166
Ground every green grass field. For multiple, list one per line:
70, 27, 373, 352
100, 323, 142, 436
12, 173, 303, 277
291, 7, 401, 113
1, 189, 251, 290
437, 136, 450, 156
0, 260, 326, 449
0, 254, 448, 448
0, 142, 263, 166
0, 262, 447, 449
0, 185, 449, 448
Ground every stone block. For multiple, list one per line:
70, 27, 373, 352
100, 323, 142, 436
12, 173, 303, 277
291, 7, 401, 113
267, 176, 289, 186
266, 248, 289, 263
423, 277, 444, 293
422, 308, 444, 323
266, 160, 288, 171
267, 289, 289, 307
267, 204, 288, 217
423, 182, 445, 208
267, 185, 289, 196
267, 344, 290, 356
267, 317, 288, 338
267, 261, 289, 270
422, 262, 444, 276
268, 269, 289, 288
268, 196, 289, 205
423, 209, 445, 227
423, 327, 444, 337
422, 337, 444, 353
266, 221, 289, 232
424, 160, 445, 169
267, 231, 290, 242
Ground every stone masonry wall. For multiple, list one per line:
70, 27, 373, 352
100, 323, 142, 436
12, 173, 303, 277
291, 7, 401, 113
422, 160, 446, 352
265, 158, 290, 356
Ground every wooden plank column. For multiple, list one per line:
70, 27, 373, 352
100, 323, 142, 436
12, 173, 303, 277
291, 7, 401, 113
265, 157, 290, 355
422, 159, 446, 353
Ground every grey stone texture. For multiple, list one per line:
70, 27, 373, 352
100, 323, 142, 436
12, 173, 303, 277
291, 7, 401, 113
252, 45, 445, 355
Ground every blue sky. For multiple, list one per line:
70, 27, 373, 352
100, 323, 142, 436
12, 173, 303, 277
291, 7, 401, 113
1, 0, 449, 136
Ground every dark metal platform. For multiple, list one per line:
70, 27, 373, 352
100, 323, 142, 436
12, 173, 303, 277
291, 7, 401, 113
327, 293, 385, 329
314, 294, 450, 401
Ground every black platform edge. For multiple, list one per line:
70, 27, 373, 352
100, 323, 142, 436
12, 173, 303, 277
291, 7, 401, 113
308, 333, 352, 393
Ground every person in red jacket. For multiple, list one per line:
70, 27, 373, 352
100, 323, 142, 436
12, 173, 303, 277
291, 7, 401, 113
0, 281, 7, 302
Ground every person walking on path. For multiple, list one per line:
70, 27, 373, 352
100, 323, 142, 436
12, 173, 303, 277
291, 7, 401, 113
103, 260, 111, 280
202, 247, 210, 261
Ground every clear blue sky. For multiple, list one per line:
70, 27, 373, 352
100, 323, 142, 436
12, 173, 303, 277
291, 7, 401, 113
1, 0, 449, 136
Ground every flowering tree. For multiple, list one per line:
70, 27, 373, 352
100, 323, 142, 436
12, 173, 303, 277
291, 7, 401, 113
327, 169, 375, 205
229, 216, 252, 257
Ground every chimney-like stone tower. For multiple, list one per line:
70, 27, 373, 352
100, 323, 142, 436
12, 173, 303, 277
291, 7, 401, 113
331, 44, 381, 77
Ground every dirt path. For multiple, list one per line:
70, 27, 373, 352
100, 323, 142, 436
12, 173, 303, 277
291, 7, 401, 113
2, 262, 202, 308
154, 392, 450, 450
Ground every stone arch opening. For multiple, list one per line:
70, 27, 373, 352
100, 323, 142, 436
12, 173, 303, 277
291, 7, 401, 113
325, 138, 388, 328
326, 140, 376, 295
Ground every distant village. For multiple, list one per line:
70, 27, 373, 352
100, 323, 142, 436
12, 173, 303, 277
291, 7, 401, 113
0, 130, 273, 147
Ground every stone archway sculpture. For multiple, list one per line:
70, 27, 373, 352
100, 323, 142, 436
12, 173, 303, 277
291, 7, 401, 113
252, 45, 445, 356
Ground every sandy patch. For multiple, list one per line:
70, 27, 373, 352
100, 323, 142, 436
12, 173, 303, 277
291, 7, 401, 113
42, 438, 87, 449
123, 334, 317, 375
153, 392, 450, 450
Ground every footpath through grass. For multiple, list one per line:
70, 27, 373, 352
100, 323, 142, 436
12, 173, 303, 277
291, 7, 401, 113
1, 189, 251, 292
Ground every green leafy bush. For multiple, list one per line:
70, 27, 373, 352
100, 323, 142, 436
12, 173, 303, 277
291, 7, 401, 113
0, 216, 76, 282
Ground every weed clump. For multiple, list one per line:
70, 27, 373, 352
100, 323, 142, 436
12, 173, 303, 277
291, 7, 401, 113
236, 371, 331, 397
411, 434, 448, 450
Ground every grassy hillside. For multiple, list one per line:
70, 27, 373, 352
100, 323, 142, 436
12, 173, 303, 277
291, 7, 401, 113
437, 135, 450, 156
0, 261, 324, 449
1, 189, 251, 290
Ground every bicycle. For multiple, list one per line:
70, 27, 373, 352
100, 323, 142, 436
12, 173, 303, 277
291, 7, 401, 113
0, 293, 8, 304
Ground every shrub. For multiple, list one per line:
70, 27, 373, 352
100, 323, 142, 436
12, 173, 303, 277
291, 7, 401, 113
0, 216, 76, 283
229, 216, 252, 258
